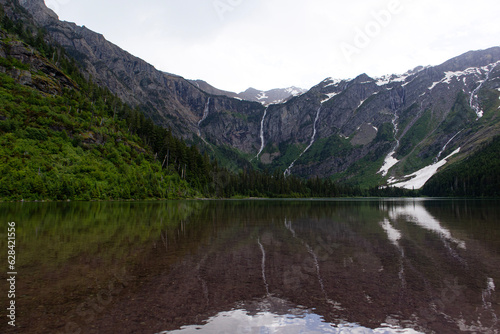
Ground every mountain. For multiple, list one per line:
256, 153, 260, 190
189, 79, 307, 105
9, 0, 264, 148
9, 0, 500, 191
237, 86, 307, 105
0, 17, 210, 200
0, 2, 366, 201
258, 55, 500, 187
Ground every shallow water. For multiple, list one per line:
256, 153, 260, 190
1, 199, 499, 333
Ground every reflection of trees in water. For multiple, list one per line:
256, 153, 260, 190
4, 200, 499, 333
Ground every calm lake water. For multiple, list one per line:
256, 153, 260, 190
1, 199, 499, 333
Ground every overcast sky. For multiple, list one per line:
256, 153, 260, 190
46, 0, 500, 92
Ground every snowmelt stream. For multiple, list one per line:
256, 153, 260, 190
435, 130, 462, 163
255, 107, 268, 159
197, 97, 211, 136
378, 110, 400, 176
469, 61, 500, 118
284, 107, 321, 176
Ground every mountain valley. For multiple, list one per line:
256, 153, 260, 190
2, 0, 500, 195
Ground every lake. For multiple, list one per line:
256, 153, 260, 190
1, 199, 499, 333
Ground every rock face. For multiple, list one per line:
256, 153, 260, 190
10, 0, 500, 187
9, 0, 264, 151
0, 30, 77, 94
263, 55, 500, 184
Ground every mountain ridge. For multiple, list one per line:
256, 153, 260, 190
8, 0, 500, 190
188, 79, 307, 105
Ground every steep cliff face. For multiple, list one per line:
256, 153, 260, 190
0, 30, 77, 94
260, 51, 500, 186
12, 0, 500, 188
12, 0, 265, 147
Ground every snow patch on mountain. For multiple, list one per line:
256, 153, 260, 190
469, 61, 500, 118
375, 72, 412, 86
428, 67, 482, 90
257, 91, 269, 101
245, 87, 308, 105
428, 61, 500, 93
323, 78, 343, 88
357, 98, 369, 109
366, 91, 380, 102
375, 75, 393, 86
285, 87, 306, 96
379, 155, 399, 178
389, 148, 460, 190
321, 92, 339, 104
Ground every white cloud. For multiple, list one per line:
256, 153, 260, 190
49, 0, 500, 92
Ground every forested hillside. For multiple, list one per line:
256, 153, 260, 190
0, 7, 210, 200
422, 136, 500, 197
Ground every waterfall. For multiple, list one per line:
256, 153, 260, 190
469, 67, 492, 119
197, 97, 211, 136
284, 107, 322, 176
255, 107, 268, 159
284, 160, 297, 178
378, 109, 400, 176
435, 130, 462, 163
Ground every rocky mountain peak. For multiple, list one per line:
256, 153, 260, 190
18, 0, 58, 25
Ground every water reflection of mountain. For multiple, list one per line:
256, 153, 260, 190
2, 200, 499, 334
87, 200, 499, 333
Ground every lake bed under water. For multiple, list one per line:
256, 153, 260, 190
1, 198, 499, 333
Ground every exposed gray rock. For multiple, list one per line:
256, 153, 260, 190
8, 0, 500, 186
8, 0, 263, 145
0, 31, 76, 94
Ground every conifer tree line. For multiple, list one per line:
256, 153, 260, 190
422, 136, 500, 197
120, 105, 421, 198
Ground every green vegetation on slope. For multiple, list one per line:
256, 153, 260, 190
0, 12, 208, 200
397, 109, 432, 158
422, 136, 500, 197
0, 59, 199, 200
301, 135, 353, 164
